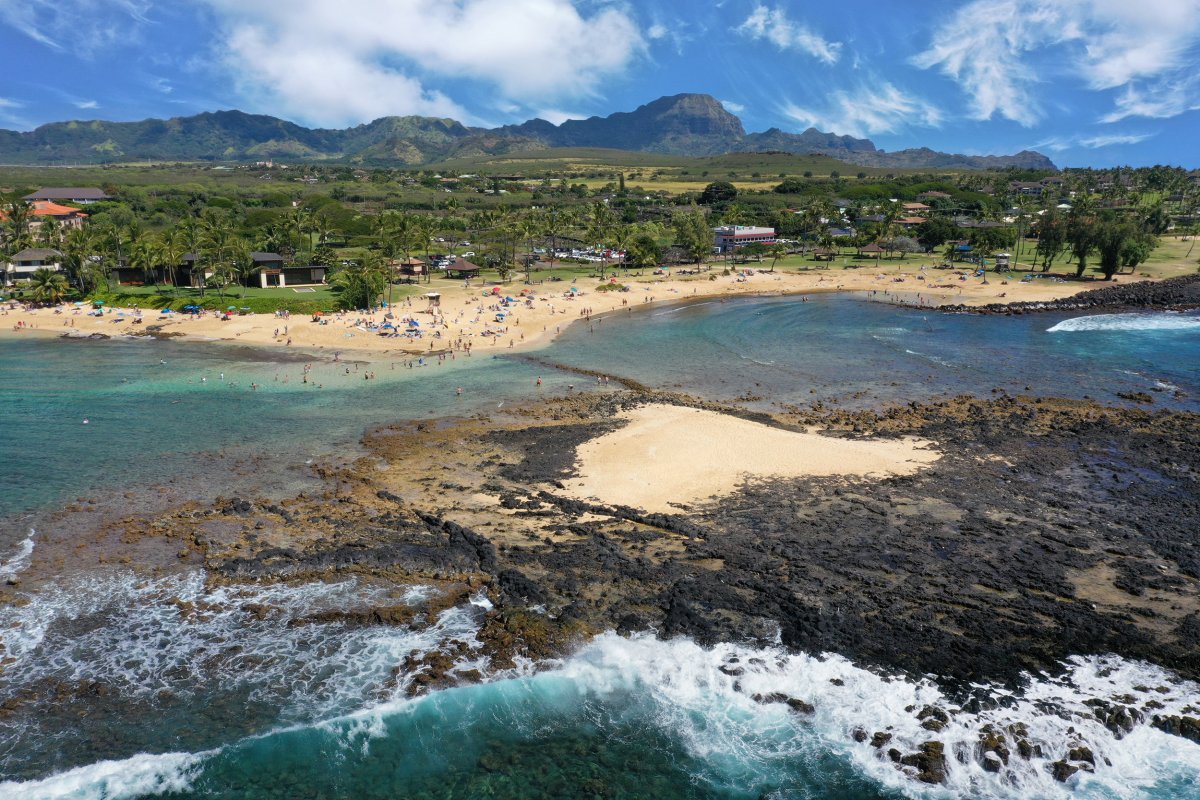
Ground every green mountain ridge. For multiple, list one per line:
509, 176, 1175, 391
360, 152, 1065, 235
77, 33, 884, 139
0, 94, 1057, 170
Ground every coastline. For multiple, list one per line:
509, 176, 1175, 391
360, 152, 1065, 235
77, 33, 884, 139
0, 263, 1134, 360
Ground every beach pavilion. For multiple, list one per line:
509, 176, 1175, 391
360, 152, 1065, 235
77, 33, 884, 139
445, 258, 482, 280
858, 242, 886, 262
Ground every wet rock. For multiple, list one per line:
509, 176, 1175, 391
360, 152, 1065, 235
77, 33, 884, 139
852, 728, 868, 743
918, 705, 950, 732
1067, 745, 1095, 766
982, 752, 1003, 773
1151, 715, 1200, 744
1051, 760, 1080, 782
785, 698, 815, 714
870, 732, 893, 748
899, 741, 947, 784
978, 725, 1010, 765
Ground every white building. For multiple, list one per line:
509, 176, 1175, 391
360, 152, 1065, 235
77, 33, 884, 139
714, 225, 776, 253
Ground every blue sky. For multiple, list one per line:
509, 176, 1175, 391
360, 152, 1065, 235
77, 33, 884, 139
1, 0, 1198, 168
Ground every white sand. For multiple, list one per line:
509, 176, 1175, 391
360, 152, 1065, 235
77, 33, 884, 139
562, 404, 939, 513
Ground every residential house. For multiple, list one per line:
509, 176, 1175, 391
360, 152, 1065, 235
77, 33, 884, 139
1010, 182, 1044, 197
900, 202, 931, 216
4, 248, 63, 285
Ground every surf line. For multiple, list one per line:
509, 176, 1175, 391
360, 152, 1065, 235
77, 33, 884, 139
513, 355, 653, 393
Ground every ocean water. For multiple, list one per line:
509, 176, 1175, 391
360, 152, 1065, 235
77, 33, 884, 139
544, 295, 1200, 411
2, 296, 1199, 799
0, 335, 582, 521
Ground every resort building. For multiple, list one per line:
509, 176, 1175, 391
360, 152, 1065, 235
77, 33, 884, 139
3, 248, 63, 285
22, 188, 111, 205
713, 225, 776, 253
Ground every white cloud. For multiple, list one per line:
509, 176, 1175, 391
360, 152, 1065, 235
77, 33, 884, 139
1102, 76, 1200, 122
74, 100, 100, 110
914, 0, 1200, 125
647, 23, 668, 40
1036, 131, 1156, 151
0, 0, 150, 55
198, 0, 646, 126
738, 5, 841, 64
780, 83, 943, 138
0, 98, 21, 109
720, 99, 746, 114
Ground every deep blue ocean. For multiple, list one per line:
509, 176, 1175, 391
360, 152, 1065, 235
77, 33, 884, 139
2, 295, 1198, 800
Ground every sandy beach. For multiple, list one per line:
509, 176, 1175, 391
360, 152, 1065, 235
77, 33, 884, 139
0, 263, 1109, 359
562, 403, 939, 513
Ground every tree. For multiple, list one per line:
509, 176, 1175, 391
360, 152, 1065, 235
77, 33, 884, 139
331, 254, 388, 310
699, 181, 737, 205
128, 238, 158, 287
1033, 208, 1068, 272
740, 242, 768, 262
883, 236, 922, 259
767, 242, 788, 272
624, 234, 661, 270
1067, 209, 1100, 278
774, 178, 807, 194
916, 217, 958, 251
2, 202, 34, 253
722, 204, 754, 226
671, 208, 711, 265
28, 267, 69, 304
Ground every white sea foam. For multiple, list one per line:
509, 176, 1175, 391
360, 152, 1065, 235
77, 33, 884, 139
522, 634, 1200, 799
904, 348, 958, 369
0, 533, 34, 581
0, 571, 486, 724
1048, 312, 1200, 333
0, 751, 205, 800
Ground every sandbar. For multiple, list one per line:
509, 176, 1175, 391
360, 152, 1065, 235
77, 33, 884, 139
562, 404, 940, 513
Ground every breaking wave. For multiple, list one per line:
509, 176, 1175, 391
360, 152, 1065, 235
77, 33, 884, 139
7, 632, 1199, 799
1048, 313, 1200, 333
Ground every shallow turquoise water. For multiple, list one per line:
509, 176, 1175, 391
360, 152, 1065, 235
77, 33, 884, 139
2, 296, 1199, 800
546, 295, 1200, 410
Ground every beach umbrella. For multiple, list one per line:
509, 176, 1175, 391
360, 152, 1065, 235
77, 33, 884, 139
240, 307, 251, 311
227, 306, 236, 311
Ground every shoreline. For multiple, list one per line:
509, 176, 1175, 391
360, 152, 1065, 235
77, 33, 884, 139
0, 263, 1154, 361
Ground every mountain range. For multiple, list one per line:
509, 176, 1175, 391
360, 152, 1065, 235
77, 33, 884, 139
0, 93, 1056, 171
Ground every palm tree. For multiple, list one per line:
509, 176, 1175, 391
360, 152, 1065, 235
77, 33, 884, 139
28, 267, 69, 305
59, 227, 96, 294
229, 241, 259, 298
37, 217, 62, 248
1, 202, 34, 252
331, 253, 388, 310
129, 238, 158, 288
289, 206, 315, 259
767, 242, 788, 272
157, 227, 186, 293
